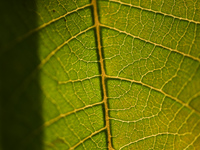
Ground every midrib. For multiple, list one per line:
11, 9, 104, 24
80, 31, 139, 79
92, 0, 113, 149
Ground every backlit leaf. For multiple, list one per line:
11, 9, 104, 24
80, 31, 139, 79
0, 0, 200, 149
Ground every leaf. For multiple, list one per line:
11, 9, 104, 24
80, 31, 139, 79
0, 0, 200, 149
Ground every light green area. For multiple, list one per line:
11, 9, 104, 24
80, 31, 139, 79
99, 1, 200, 149
0, 0, 200, 150
99, 1, 200, 57
107, 80, 200, 149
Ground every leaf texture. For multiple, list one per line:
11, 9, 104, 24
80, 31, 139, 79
0, 0, 200, 149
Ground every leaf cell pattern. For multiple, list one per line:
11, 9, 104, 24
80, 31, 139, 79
1, 0, 200, 149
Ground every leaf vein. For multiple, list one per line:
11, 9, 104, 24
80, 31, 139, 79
109, 0, 200, 24
100, 23, 200, 62
105, 75, 200, 116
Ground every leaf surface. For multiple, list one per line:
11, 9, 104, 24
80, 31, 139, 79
0, 0, 200, 149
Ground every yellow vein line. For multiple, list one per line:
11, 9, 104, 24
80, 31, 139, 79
58, 75, 101, 84
2, 3, 92, 52
109, 115, 157, 123
69, 126, 106, 150
11, 25, 95, 100
184, 132, 200, 149
92, 0, 113, 149
106, 75, 200, 116
119, 132, 185, 150
41, 101, 103, 129
100, 24, 200, 62
109, 0, 200, 24
21, 101, 103, 147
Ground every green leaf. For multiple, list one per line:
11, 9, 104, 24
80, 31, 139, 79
1, 0, 200, 149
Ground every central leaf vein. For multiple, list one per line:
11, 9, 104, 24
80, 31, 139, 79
92, 0, 113, 149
